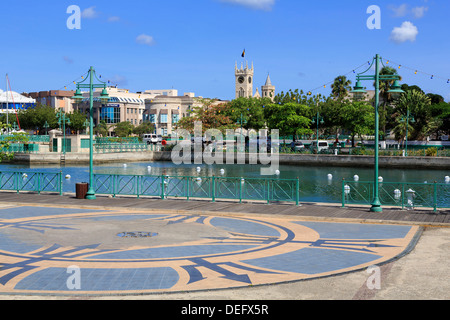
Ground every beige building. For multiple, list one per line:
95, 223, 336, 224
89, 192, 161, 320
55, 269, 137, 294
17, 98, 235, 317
145, 93, 199, 137
73, 87, 200, 137
74, 87, 149, 134
27, 90, 75, 113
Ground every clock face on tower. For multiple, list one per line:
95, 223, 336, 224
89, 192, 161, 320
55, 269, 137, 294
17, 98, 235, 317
238, 76, 245, 84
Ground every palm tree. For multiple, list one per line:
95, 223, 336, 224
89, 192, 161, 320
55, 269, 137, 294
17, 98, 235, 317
393, 90, 433, 141
376, 66, 402, 139
331, 76, 352, 100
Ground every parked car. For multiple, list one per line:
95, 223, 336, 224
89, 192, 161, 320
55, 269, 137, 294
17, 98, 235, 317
157, 135, 163, 143
290, 141, 305, 151
310, 140, 329, 152
143, 134, 158, 145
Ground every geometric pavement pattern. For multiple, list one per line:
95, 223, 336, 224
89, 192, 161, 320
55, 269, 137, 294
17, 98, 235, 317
0, 206, 420, 296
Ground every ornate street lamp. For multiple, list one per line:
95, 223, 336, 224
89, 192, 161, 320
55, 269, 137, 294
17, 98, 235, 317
351, 54, 404, 213
72, 67, 109, 200
312, 111, 324, 153
400, 109, 415, 157
57, 110, 71, 155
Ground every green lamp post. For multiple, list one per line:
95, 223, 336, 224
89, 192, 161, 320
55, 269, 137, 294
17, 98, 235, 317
400, 108, 415, 157
57, 110, 71, 155
312, 111, 324, 153
351, 54, 404, 213
236, 113, 248, 153
72, 67, 109, 200
43, 120, 49, 136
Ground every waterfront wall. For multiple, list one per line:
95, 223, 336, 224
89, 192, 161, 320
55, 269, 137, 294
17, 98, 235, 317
11, 151, 450, 169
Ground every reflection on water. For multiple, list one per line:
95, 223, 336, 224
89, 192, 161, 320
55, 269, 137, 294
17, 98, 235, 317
1, 161, 449, 204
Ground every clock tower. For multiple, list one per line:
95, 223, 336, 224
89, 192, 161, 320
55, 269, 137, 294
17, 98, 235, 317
235, 61, 254, 99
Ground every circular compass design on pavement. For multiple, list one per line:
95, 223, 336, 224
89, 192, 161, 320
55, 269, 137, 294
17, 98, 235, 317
0, 206, 420, 296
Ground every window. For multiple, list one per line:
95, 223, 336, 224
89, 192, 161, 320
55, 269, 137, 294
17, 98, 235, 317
100, 105, 121, 124
160, 114, 168, 124
172, 115, 179, 124
150, 114, 156, 123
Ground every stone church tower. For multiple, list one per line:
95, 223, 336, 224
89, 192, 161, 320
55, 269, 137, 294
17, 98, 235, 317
261, 74, 275, 102
235, 61, 254, 99
235, 61, 276, 101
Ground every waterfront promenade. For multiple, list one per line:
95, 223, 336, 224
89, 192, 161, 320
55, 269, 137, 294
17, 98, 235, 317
0, 192, 448, 226
0, 192, 448, 300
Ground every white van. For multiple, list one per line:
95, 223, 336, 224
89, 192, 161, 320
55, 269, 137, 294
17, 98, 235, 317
143, 134, 158, 145
310, 140, 329, 152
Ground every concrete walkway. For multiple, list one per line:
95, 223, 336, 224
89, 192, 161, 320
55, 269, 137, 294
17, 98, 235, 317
0, 192, 447, 226
0, 192, 448, 300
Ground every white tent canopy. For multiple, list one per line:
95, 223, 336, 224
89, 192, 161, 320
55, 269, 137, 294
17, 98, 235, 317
0, 89, 35, 104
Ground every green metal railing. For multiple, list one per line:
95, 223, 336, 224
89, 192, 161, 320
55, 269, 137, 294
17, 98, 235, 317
1, 143, 40, 154
0, 135, 50, 143
0, 171, 63, 195
95, 137, 139, 144
94, 143, 148, 153
342, 180, 450, 212
94, 174, 300, 205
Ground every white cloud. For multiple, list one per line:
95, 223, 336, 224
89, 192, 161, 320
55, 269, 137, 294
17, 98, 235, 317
136, 34, 156, 46
220, 0, 275, 11
390, 21, 419, 44
81, 6, 98, 19
389, 4, 429, 19
411, 6, 428, 18
389, 4, 409, 17
108, 16, 120, 22
109, 75, 128, 86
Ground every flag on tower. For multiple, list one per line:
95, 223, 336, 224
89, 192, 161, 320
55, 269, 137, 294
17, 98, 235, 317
241, 49, 245, 58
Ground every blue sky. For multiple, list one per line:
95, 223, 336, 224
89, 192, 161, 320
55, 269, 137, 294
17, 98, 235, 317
1, 0, 449, 101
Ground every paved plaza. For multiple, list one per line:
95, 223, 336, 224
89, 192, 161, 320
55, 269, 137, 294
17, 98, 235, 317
0, 193, 448, 299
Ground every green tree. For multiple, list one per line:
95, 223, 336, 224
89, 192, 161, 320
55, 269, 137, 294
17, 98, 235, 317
339, 101, 375, 147
94, 120, 109, 137
226, 97, 271, 131
114, 121, 135, 137
331, 75, 352, 100
176, 99, 237, 135
133, 122, 155, 136
264, 103, 313, 138
429, 102, 450, 137
0, 122, 30, 162
393, 90, 434, 140
17, 104, 58, 132
378, 66, 402, 137
68, 110, 88, 133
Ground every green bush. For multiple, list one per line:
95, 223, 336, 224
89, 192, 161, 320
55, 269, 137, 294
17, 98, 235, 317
425, 147, 438, 157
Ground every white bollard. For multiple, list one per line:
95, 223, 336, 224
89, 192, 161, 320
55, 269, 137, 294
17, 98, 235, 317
406, 189, 416, 210
344, 185, 351, 195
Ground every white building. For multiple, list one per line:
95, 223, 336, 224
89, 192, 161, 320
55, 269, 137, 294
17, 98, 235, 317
145, 93, 199, 136
0, 89, 36, 114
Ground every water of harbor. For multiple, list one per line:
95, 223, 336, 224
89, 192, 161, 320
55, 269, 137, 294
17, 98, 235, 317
1, 161, 448, 204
